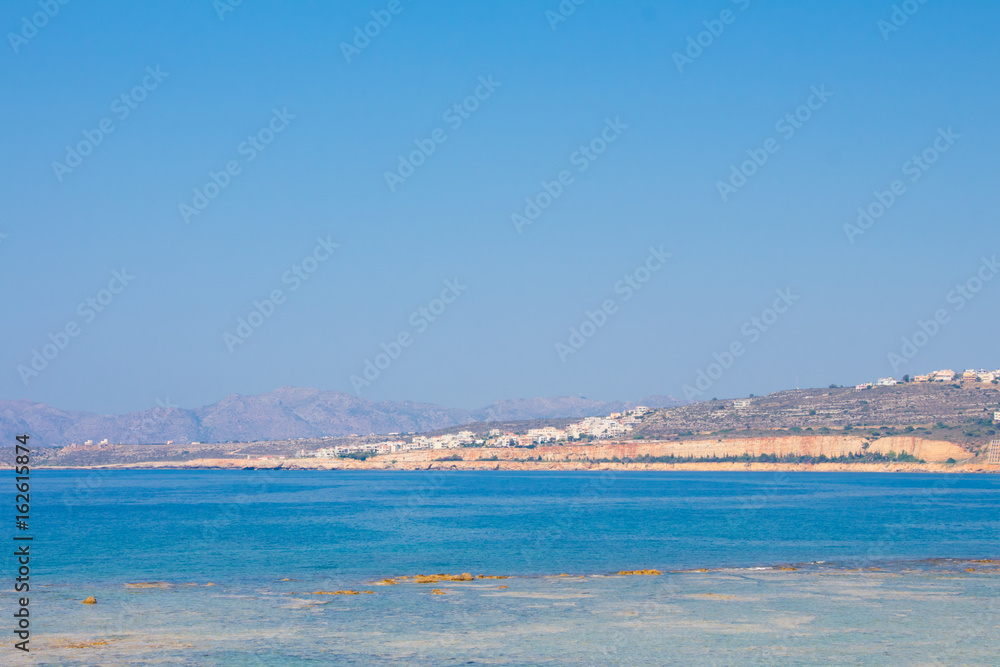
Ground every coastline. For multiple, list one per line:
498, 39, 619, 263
31, 435, 998, 472
35, 458, 999, 473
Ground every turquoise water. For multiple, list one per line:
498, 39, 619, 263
5, 471, 1000, 664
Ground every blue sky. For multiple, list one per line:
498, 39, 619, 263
2, 0, 998, 414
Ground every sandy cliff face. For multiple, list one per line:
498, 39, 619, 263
76, 435, 989, 473
125, 457, 998, 474
863, 436, 970, 462
379, 435, 971, 465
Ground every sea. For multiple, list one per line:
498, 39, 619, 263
5, 470, 1000, 665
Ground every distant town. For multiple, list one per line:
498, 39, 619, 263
303, 407, 653, 458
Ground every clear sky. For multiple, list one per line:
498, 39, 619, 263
2, 0, 998, 414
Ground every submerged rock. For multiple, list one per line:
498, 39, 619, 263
430, 589, 446, 595
413, 573, 474, 583
618, 569, 662, 576
62, 640, 109, 648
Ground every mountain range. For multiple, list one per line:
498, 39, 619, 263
0, 387, 683, 446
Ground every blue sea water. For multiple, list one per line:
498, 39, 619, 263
5, 470, 1000, 665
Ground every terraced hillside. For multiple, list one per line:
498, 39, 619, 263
633, 383, 1000, 446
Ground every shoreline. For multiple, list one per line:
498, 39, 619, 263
30, 434, 996, 472
31, 459, 1000, 473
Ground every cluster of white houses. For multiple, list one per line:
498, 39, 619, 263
305, 407, 652, 458
855, 369, 1000, 391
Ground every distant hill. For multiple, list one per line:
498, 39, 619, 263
634, 382, 1000, 445
0, 388, 684, 446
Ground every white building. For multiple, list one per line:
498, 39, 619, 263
493, 434, 517, 447
525, 427, 567, 444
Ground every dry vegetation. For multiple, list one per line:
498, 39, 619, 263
633, 383, 1000, 447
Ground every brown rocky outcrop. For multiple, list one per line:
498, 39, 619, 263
412, 573, 474, 583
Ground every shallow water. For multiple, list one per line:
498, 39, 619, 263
6, 470, 999, 664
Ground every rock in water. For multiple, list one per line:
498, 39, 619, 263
82, 596, 97, 604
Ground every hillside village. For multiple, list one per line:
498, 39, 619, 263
855, 368, 1000, 390
305, 407, 652, 459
